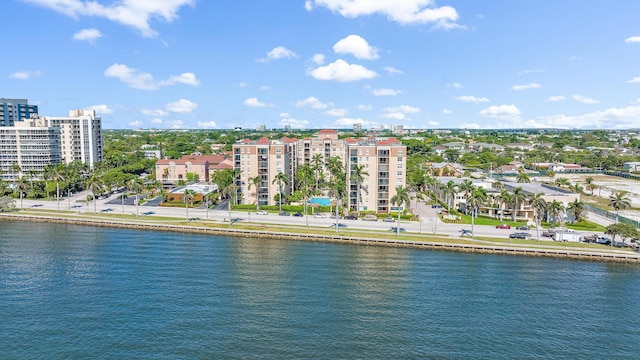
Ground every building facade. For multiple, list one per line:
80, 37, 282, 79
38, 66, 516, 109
155, 154, 231, 184
0, 98, 39, 127
0, 118, 62, 181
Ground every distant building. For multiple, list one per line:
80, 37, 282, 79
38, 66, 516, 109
39, 110, 104, 168
623, 162, 640, 172
0, 98, 38, 127
256, 124, 266, 132
155, 154, 231, 184
353, 122, 363, 132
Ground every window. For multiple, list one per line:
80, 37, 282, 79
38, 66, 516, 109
398, 157, 403, 161
397, 171, 403, 176
397, 164, 403, 169
276, 148, 282, 153
398, 150, 403, 155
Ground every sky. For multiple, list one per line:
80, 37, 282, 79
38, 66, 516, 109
2, 0, 640, 130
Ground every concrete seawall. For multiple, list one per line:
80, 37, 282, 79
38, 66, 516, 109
2, 213, 639, 264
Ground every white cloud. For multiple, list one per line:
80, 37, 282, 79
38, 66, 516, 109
279, 113, 309, 129
9, 70, 42, 80
141, 109, 169, 116
333, 34, 379, 60
197, 120, 218, 128
511, 83, 541, 90
85, 104, 113, 114
372, 88, 402, 96
165, 99, 197, 113
104, 64, 199, 90
384, 66, 404, 75
570, 55, 582, 61
517, 69, 545, 75
258, 46, 298, 62
260, 85, 271, 91
527, 105, 640, 129
428, 120, 440, 126
22, 0, 194, 37
479, 104, 521, 117
238, 82, 249, 88
358, 104, 372, 110
455, 95, 490, 103
308, 59, 378, 82
384, 105, 420, 113
128, 120, 142, 128
326, 108, 348, 117
311, 53, 325, 65
334, 117, 369, 127
624, 36, 640, 43
150, 118, 164, 124
626, 76, 640, 84
382, 112, 406, 120
244, 97, 274, 108
306, 0, 460, 28
459, 122, 481, 129
296, 96, 330, 109
547, 96, 566, 102
572, 94, 600, 104
447, 82, 463, 89
442, 108, 452, 114
72, 28, 102, 43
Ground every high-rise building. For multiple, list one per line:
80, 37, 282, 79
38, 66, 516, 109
353, 122, 363, 132
0, 118, 62, 181
39, 110, 103, 168
233, 130, 407, 213
0, 98, 38, 127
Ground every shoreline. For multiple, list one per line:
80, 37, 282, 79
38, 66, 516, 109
2, 213, 639, 264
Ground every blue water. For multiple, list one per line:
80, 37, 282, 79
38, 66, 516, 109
1, 220, 639, 359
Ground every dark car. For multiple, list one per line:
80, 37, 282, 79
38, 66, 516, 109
292, 212, 303, 217
389, 227, 406, 232
328, 223, 347, 228
542, 230, 556, 238
509, 232, 531, 239
383, 216, 395, 222
279, 211, 290, 216
496, 224, 511, 229
459, 229, 473, 237
516, 225, 529, 230
344, 214, 357, 220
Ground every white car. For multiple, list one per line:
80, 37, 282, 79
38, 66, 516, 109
314, 213, 326, 218
256, 210, 268, 215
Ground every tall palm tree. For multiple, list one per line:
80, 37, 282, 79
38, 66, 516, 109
391, 185, 411, 236
247, 175, 262, 211
443, 180, 457, 213
516, 173, 531, 183
548, 200, 565, 225
85, 175, 104, 214
272, 172, 289, 212
182, 189, 196, 220
350, 164, 369, 216
568, 199, 585, 223
511, 187, 527, 222
608, 191, 631, 223
327, 178, 347, 230
204, 191, 217, 220
467, 187, 487, 239
457, 179, 474, 214
16, 176, 29, 208
327, 156, 344, 181
496, 189, 511, 221
52, 165, 66, 212
311, 153, 324, 192
128, 179, 143, 218
223, 183, 239, 224
528, 193, 547, 241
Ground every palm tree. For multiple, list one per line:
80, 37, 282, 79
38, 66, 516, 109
11, 163, 21, 183
350, 164, 369, 216
327, 178, 347, 230
568, 199, 585, 223
204, 191, 217, 220
128, 179, 143, 218
555, 177, 570, 188
511, 187, 527, 222
443, 180, 457, 213
516, 173, 531, 183
391, 185, 411, 236
528, 193, 547, 241
85, 175, 104, 214
182, 189, 196, 220
327, 156, 344, 181
16, 176, 28, 208
247, 175, 262, 211
0, 196, 15, 212
467, 187, 488, 239
496, 189, 511, 221
52, 166, 66, 212
586, 183, 598, 196
311, 153, 324, 192
569, 183, 584, 194
608, 191, 631, 223
548, 200, 565, 225
223, 183, 239, 224
272, 172, 289, 212
457, 179, 474, 214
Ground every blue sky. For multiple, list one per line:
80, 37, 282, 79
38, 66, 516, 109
3, 0, 640, 130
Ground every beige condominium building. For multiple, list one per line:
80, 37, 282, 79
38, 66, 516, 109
233, 131, 407, 213
38, 110, 103, 168
233, 137, 292, 207
0, 119, 62, 181
345, 137, 406, 213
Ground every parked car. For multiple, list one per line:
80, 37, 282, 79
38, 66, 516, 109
383, 216, 395, 222
256, 210, 268, 215
292, 212, 303, 217
542, 230, 556, 238
389, 227, 406, 232
509, 232, 531, 239
516, 225, 529, 230
496, 224, 511, 229
582, 234, 598, 243
595, 237, 612, 245
362, 214, 378, 221
313, 213, 326, 218
279, 211, 290, 216
344, 214, 357, 220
